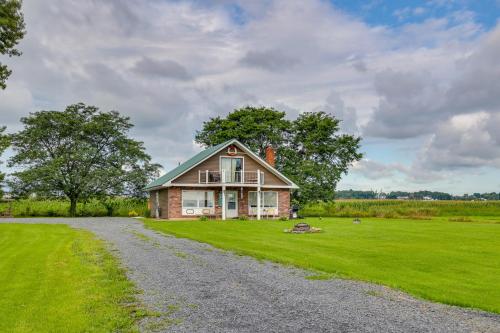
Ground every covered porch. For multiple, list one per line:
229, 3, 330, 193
218, 186, 279, 220
151, 182, 290, 220
171, 185, 284, 220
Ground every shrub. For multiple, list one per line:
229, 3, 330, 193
128, 210, 138, 217
198, 216, 209, 221
279, 216, 289, 221
238, 215, 249, 221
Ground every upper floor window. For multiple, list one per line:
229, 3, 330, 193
221, 157, 243, 183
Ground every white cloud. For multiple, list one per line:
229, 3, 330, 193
351, 159, 400, 180
133, 57, 192, 81
239, 49, 300, 72
313, 91, 359, 134
420, 112, 500, 169
363, 24, 500, 176
413, 7, 426, 15
351, 158, 445, 184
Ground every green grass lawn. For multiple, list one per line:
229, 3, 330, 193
0, 224, 143, 332
143, 216, 500, 313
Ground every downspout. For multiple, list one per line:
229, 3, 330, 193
222, 169, 226, 220
257, 169, 261, 220
222, 186, 226, 220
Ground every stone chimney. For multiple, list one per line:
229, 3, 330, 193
265, 146, 275, 167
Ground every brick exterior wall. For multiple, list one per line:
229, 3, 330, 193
159, 189, 169, 219
167, 187, 182, 219
238, 189, 249, 216
151, 186, 291, 220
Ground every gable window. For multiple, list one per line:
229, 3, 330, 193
248, 191, 278, 216
221, 157, 243, 183
182, 190, 215, 215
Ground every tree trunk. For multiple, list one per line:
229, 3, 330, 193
69, 198, 77, 217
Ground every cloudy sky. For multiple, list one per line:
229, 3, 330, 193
1, 0, 500, 194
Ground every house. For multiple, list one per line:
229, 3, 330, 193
145, 139, 299, 220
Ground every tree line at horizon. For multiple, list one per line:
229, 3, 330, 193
335, 190, 500, 201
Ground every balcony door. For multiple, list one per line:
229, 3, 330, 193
220, 157, 243, 183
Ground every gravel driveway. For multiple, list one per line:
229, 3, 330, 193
2, 217, 499, 333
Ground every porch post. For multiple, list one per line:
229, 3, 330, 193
257, 170, 261, 220
155, 190, 160, 219
221, 185, 226, 220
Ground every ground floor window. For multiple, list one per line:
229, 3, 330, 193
182, 190, 215, 215
248, 191, 278, 216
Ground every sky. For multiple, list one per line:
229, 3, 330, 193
0, 0, 499, 195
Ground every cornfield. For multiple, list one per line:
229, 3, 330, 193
0, 198, 149, 217
300, 200, 500, 218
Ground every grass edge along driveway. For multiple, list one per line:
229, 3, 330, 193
143, 216, 500, 314
0, 223, 145, 333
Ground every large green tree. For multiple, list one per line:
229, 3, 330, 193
0, 0, 25, 89
0, 126, 9, 198
279, 112, 362, 203
8, 103, 161, 216
196, 108, 362, 203
195, 106, 291, 159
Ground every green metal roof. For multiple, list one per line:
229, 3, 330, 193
144, 139, 234, 190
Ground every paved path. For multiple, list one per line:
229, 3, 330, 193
2, 218, 499, 333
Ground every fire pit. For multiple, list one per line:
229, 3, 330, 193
284, 223, 322, 234
293, 223, 311, 232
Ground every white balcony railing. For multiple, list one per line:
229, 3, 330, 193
199, 170, 264, 185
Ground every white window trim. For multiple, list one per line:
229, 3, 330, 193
181, 190, 215, 216
248, 191, 279, 215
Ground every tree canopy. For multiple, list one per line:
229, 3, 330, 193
0, 0, 25, 89
196, 107, 362, 204
8, 103, 161, 215
280, 112, 362, 203
195, 106, 290, 159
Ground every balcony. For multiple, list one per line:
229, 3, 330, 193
198, 170, 264, 185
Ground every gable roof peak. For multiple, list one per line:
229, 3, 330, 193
144, 138, 298, 190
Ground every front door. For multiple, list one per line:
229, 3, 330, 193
225, 191, 238, 218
